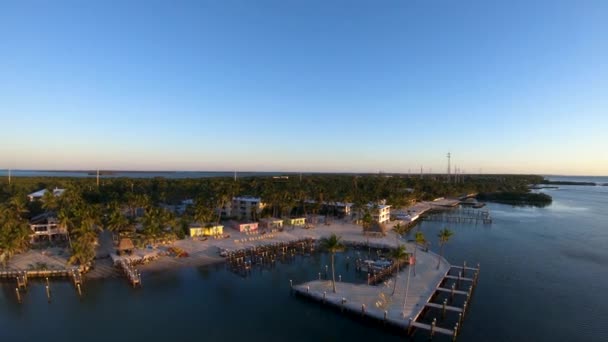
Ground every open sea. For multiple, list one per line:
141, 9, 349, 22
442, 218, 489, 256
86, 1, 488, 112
1, 176, 607, 341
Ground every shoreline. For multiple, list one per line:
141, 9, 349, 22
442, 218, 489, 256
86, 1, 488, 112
2, 200, 452, 282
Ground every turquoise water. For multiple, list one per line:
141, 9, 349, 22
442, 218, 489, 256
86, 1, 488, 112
1, 177, 607, 341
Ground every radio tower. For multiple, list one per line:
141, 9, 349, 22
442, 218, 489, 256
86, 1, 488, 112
447, 152, 451, 183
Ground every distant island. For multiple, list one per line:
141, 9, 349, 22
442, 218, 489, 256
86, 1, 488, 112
477, 191, 553, 207
541, 180, 596, 186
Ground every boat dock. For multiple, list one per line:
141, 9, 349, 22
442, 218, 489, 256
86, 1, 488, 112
424, 208, 492, 224
292, 254, 480, 341
1, 267, 85, 301
407, 263, 480, 339
116, 259, 142, 287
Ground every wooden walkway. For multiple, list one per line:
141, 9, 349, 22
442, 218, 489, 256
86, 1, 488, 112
367, 259, 409, 285
116, 259, 142, 287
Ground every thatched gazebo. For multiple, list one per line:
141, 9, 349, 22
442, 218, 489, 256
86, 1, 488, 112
117, 238, 135, 255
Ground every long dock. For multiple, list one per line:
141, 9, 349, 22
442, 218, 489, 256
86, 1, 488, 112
424, 209, 492, 224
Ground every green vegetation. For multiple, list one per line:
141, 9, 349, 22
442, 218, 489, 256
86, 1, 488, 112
319, 233, 345, 293
540, 180, 596, 186
389, 245, 408, 295
413, 231, 427, 276
477, 191, 552, 207
437, 228, 454, 270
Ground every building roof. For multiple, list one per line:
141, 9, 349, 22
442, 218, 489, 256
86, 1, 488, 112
233, 196, 261, 202
189, 222, 223, 229
259, 217, 282, 222
28, 188, 66, 199
117, 238, 135, 251
30, 212, 58, 224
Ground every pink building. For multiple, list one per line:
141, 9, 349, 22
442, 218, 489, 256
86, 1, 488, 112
231, 221, 258, 233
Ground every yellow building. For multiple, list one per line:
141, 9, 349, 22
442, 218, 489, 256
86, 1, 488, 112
189, 223, 224, 237
288, 217, 306, 227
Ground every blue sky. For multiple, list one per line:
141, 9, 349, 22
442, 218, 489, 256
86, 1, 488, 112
1, 0, 607, 175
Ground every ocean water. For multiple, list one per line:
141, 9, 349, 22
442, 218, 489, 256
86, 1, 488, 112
1, 177, 607, 341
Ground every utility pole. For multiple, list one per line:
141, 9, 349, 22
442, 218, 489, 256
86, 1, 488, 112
96, 169, 100, 187
447, 152, 451, 183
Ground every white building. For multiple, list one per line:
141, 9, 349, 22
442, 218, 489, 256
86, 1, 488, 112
27, 188, 65, 202
370, 204, 391, 224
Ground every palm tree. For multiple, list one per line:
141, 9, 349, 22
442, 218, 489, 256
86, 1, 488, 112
0, 204, 31, 267
413, 231, 427, 276
319, 233, 345, 293
390, 245, 408, 295
436, 228, 454, 269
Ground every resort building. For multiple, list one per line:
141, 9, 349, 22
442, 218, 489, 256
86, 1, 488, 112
370, 204, 391, 224
27, 188, 66, 202
219, 196, 265, 221
306, 200, 354, 217
29, 212, 68, 242
230, 221, 259, 233
259, 218, 283, 229
189, 223, 224, 237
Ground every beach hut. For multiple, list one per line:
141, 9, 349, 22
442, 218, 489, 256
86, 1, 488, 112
189, 223, 224, 237
287, 217, 306, 227
117, 238, 135, 255
259, 218, 283, 229
230, 221, 258, 233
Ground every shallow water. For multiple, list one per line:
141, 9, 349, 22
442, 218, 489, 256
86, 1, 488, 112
1, 177, 607, 341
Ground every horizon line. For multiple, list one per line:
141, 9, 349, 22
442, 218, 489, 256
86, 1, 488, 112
1, 168, 606, 177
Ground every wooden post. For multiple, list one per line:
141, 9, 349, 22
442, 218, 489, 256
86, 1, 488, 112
307, 285, 310, 293
323, 291, 326, 303
367, 273, 371, 285
442, 299, 447, 318
453, 322, 459, 340
463, 261, 467, 275
458, 312, 463, 327
361, 304, 366, 315
407, 317, 413, 335
383, 310, 388, 325
451, 283, 456, 301
341, 298, 346, 312
289, 279, 293, 289
15, 288, 21, 303
46, 284, 51, 303
77, 283, 82, 297
463, 301, 468, 315
430, 318, 436, 339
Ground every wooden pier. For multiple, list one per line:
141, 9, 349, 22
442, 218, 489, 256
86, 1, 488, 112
424, 209, 492, 224
363, 259, 409, 286
226, 238, 315, 276
116, 259, 142, 287
1, 267, 85, 299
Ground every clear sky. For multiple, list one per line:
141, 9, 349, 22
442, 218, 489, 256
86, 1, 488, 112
1, 0, 607, 175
